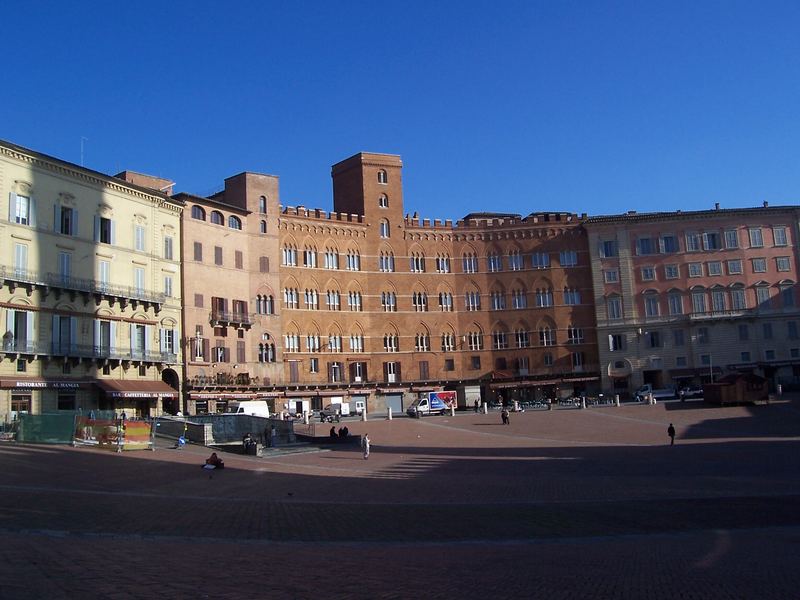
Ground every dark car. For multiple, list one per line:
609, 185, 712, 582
679, 385, 704, 400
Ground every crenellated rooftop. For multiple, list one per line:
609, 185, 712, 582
280, 204, 365, 224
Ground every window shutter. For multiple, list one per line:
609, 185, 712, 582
52, 314, 59, 353
110, 220, 116, 245
94, 216, 100, 242
29, 197, 36, 228
94, 320, 101, 350
658, 237, 665, 254
5, 310, 14, 341
129, 324, 135, 352
382, 362, 388, 381
69, 317, 78, 353
72, 209, 79, 236
159, 329, 166, 353
24, 311, 34, 348
110, 322, 117, 353
54, 205, 61, 232
8, 192, 16, 222
144, 326, 152, 353
202, 338, 209, 361
396, 363, 402, 382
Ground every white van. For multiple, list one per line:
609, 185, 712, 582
634, 385, 676, 401
225, 400, 271, 418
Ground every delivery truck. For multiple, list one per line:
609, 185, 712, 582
406, 391, 457, 417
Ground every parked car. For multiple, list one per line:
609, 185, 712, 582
679, 385, 704, 400
319, 404, 349, 422
634, 384, 677, 401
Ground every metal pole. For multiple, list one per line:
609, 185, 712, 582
710, 355, 714, 383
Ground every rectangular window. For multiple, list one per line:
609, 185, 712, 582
765, 349, 775, 361
235, 251, 243, 269
660, 235, 678, 253
685, 232, 701, 252
601, 240, 618, 258
636, 238, 654, 255
740, 351, 751, 362
707, 262, 722, 276
752, 258, 767, 273
58, 251, 71, 282
608, 334, 625, 351
727, 260, 743, 275
664, 264, 679, 279
711, 289, 726, 312
559, 250, 578, 267
164, 236, 174, 260
531, 253, 550, 269
702, 232, 720, 250
773, 227, 788, 246
194, 294, 204, 307
58, 206, 76, 235
721, 229, 738, 249
647, 331, 661, 348
763, 323, 773, 340
700, 354, 711, 366
692, 292, 707, 313
676, 356, 687, 367
134, 225, 146, 251
673, 329, 684, 346
668, 294, 683, 315
214, 246, 223, 266
193, 242, 203, 262
644, 295, 659, 317
749, 228, 764, 248
688, 263, 703, 277
776, 257, 791, 272
13, 195, 32, 225
641, 266, 655, 281
604, 269, 619, 283
731, 288, 747, 310
787, 321, 798, 340
697, 327, 710, 344
470, 356, 481, 370
607, 297, 622, 320
133, 267, 145, 293
738, 324, 749, 341
96, 217, 114, 245
164, 275, 173, 297
259, 256, 269, 273
756, 286, 771, 307
98, 260, 110, 288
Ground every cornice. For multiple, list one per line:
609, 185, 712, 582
0, 142, 183, 213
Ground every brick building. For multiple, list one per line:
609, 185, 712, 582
585, 205, 800, 396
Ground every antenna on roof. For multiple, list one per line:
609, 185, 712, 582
80, 136, 88, 166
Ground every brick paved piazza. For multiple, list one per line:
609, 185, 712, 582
1, 399, 799, 599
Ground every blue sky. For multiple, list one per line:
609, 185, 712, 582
4, 1, 799, 220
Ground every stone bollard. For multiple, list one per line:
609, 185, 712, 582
450, 405, 455, 417
777, 384, 783, 396
303, 411, 309, 425
482, 402, 489, 415
361, 409, 368, 422
387, 406, 392, 420
581, 397, 586, 410
615, 394, 620, 407
648, 393, 654, 405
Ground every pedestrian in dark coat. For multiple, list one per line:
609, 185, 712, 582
501, 408, 510, 425
667, 423, 676, 445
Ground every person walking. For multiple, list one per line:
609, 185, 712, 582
667, 423, 676, 445
473, 399, 479, 413
362, 434, 371, 460
501, 408, 510, 425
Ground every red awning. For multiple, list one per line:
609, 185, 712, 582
95, 380, 178, 399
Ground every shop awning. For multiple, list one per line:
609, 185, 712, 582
95, 380, 178, 399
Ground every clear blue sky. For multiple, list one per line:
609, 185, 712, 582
4, 1, 799, 220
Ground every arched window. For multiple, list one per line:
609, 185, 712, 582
379, 194, 388, 208
260, 220, 267, 234
228, 216, 242, 230
380, 219, 390, 238
210, 211, 223, 225
191, 205, 206, 220
259, 196, 267, 214
377, 169, 388, 184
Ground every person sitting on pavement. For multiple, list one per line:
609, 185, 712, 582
330, 426, 338, 440
341, 426, 349, 439
204, 452, 224, 469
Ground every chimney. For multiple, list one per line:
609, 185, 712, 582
714, 202, 720, 210
763, 201, 769, 207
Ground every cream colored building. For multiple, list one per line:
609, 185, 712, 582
0, 140, 182, 420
